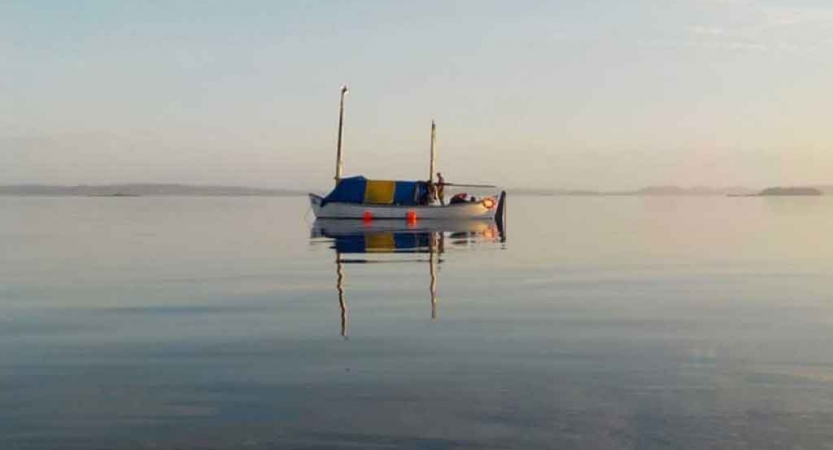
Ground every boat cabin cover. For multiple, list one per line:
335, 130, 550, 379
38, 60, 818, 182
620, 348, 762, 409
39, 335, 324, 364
322, 176, 430, 206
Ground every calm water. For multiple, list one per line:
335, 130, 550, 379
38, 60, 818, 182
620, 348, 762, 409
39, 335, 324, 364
2, 196, 833, 449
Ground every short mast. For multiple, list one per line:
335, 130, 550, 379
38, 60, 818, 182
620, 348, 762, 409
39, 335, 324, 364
429, 120, 436, 183
335, 85, 349, 186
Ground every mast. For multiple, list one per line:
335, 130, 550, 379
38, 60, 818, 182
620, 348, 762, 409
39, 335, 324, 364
429, 120, 436, 183
334, 85, 349, 186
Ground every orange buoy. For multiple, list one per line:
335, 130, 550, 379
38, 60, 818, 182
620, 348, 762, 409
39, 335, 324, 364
406, 210, 417, 222
363, 211, 373, 222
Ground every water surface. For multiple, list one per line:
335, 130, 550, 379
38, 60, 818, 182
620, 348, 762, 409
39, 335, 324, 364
2, 196, 833, 449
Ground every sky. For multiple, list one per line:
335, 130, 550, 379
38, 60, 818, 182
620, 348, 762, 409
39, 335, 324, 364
2, 0, 832, 190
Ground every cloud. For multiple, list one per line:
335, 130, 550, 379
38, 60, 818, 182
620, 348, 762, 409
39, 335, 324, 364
687, 26, 726, 36
674, 3, 833, 54
638, 38, 768, 52
760, 6, 833, 28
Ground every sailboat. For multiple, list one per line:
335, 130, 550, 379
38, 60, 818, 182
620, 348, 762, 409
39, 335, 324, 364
309, 86, 507, 221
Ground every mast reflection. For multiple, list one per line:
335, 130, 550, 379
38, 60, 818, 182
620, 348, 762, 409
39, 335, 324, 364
312, 219, 504, 337
430, 231, 438, 321
335, 253, 347, 338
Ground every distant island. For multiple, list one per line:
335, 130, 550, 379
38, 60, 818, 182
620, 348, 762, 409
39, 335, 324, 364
511, 185, 832, 197
0, 184, 307, 197
756, 187, 823, 196
508, 186, 756, 197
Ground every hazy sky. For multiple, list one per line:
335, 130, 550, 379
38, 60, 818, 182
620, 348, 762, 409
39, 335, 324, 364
2, 0, 832, 190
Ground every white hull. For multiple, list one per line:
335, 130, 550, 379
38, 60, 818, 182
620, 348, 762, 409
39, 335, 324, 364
309, 193, 504, 220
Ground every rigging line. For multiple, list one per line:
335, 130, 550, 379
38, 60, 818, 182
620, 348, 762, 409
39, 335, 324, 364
304, 204, 314, 224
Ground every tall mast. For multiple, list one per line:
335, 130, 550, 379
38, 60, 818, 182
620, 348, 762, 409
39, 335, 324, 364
429, 120, 436, 183
335, 85, 349, 186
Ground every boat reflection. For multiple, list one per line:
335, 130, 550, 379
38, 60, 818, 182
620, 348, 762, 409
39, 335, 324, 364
311, 219, 504, 338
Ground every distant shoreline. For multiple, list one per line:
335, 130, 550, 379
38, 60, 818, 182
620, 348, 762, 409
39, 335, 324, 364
0, 192, 308, 197
1, 184, 830, 197
0, 184, 309, 197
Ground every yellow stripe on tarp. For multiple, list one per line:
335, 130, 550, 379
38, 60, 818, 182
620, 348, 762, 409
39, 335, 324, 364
365, 233, 396, 252
364, 180, 396, 204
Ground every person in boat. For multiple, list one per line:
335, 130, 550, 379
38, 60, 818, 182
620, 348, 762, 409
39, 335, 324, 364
449, 192, 468, 205
436, 172, 446, 205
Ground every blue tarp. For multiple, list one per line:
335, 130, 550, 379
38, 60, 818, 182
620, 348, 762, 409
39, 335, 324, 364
322, 176, 428, 206
323, 176, 367, 205
393, 181, 424, 204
